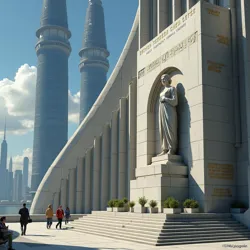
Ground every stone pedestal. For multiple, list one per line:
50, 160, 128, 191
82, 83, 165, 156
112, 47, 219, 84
130, 155, 188, 211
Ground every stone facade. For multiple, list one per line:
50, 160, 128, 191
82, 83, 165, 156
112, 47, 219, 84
31, 0, 250, 228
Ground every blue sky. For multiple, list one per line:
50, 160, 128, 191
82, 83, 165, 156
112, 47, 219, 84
0, 0, 138, 171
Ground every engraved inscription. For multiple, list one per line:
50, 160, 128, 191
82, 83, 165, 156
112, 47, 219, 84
217, 35, 230, 46
207, 8, 220, 16
207, 61, 225, 73
208, 164, 234, 180
212, 188, 232, 197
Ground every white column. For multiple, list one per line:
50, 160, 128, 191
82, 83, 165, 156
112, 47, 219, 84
157, 0, 170, 34
173, 0, 182, 21
100, 123, 111, 210
68, 168, 76, 213
84, 148, 92, 214
110, 111, 119, 199
52, 192, 60, 211
139, 0, 151, 48
118, 98, 128, 199
93, 136, 101, 211
129, 79, 137, 184
76, 157, 85, 214
60, 178, 68, 209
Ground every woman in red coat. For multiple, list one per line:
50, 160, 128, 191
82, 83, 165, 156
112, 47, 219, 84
56, 206, 64, 229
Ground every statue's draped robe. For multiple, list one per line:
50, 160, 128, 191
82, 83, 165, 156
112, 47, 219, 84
159, 86, 178, 154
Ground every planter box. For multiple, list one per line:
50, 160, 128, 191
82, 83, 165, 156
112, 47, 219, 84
150, 207, 159, 213
113, 207, 125, 212
107, 207, 113, 212
130, 207, 134, 213
124, 204, 129, 212
231, 208, 247, 214
184, 208, 199, 213
134, 207, 147, 213
163, 208, 181, 214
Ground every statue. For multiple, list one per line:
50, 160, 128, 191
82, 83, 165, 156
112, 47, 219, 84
158, 74, 178, 156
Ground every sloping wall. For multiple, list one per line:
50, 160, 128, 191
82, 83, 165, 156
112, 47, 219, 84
31, 10, 139, 214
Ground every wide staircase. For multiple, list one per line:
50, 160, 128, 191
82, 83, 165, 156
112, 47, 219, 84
69, 212, 250, 246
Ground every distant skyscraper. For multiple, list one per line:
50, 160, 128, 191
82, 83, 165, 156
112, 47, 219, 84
8, 157, 13, 202
79, 0, 109, 122
0, 120, 7, 200
31, 0, 71, 194
23, 157, 29, 200
13, 170, 23, 202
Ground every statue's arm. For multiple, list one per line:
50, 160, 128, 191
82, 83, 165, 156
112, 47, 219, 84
164, 87, 178, 106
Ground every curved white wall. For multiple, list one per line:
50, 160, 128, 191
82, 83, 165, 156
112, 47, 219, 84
31, 10, 139, 214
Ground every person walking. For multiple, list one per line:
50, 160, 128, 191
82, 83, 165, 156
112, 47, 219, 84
0, 217, 15, 250
65, 207, 70, 225
45, 204, 53, 229
19, 203, 30, 236
56, 205, 64, 229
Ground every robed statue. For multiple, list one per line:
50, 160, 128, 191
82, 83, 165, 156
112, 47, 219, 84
158, 74, 178, 156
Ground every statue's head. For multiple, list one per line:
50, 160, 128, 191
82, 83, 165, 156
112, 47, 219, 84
161, 74, 172, 87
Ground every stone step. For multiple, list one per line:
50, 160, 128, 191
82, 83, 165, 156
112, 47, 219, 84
73, 219, 246, 230
71, 220, 248, 236
72, 226, 250, 246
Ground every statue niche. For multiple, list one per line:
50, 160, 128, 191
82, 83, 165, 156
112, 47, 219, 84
158, 74, 178, 156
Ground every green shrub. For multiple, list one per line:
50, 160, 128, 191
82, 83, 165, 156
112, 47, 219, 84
123, 197, 128, 204
114, 200, 125, 208
183, 199, 199, 208
138, 196, 148, 207
149, 200, 158, 208
107, 199, 115, 208
169, 199, 179, 208
163, 197, 175, 208
129, 201, 135, 208
231, 202, 247, 209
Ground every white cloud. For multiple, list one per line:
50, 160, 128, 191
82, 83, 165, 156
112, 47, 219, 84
0, 64, 80, 136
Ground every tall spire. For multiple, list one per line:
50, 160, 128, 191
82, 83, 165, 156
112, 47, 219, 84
4, 117, 6, 141
31, 0, 71, 195
79, 0, 109, 122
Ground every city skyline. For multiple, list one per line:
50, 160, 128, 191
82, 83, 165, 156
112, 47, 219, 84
0, 1, 138, 175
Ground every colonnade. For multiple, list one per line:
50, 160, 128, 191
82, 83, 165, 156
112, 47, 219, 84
54, 79, 137, 214
139, 0, 231, 48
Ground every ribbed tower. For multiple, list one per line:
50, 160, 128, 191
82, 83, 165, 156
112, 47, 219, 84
0, 120, 7, 199
79, 0, 109, 122
31, 0, 71, 194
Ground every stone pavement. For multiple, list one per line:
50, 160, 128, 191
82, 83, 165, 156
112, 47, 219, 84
1, 222, 249, 250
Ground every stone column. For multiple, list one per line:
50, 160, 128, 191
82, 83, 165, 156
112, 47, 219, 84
110, 111, 119, 199
187, 0, 196, 9
129, 80, 137, 183
68, 168, 76, 213
101, 123, 111, 210
118, 98, 128, 199
84, 148, 92, 214
52, 192, 60, 211
76, 157, 85, 214
157, 0, 170, 34
60, 178, 68, 209
93, 136, 101, 211
172, 0, 182, 21
139, 0, 151, 48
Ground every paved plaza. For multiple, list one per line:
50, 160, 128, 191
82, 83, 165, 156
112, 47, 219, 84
1, 222, 249, 250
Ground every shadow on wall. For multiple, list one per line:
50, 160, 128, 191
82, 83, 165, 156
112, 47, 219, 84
176, 83, 204, 211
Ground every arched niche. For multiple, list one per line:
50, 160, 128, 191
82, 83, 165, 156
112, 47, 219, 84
147, 67, 190, 164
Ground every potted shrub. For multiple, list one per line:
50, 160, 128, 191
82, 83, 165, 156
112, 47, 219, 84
149, 200, 158, 213
107, 199, 115, 212
123, 197, 129, 212
113, 200, 125, 212
230, 202, 247, 214
135, 196, 148, 213
183, 198, 199, 213
129, 201, 135, 212
163, 197, 181, 214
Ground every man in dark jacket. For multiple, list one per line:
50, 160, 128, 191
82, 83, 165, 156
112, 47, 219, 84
19, 203, 30, 236
0, 216, 15, 250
